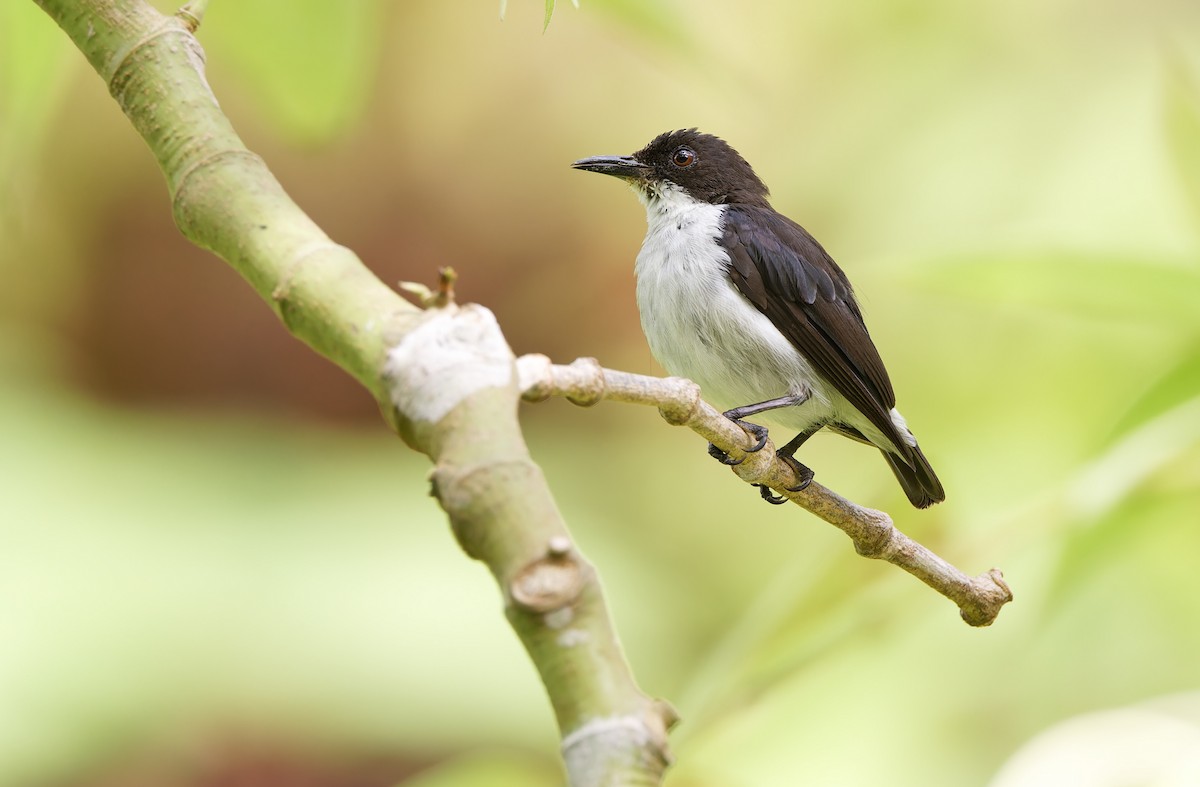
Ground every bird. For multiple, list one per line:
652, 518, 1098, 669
571, 129, 944, 508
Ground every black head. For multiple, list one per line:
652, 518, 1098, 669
572, 129, 770, 207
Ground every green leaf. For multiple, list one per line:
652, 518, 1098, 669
1165, 53, 1200, 235
1108, 345, 1200, 443
499, 0, 508, 21
0, 3, 75, 178
201, 0, 386, 144
1066, 394, 1200, 521
909, 252, 1200, 332
544, 0, 556, 31
1050, 474, 1200, 623
589, 0, 697, 56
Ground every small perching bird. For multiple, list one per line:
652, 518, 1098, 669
572, 129, 944, 508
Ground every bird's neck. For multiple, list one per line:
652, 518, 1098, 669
636, 182, 720, 231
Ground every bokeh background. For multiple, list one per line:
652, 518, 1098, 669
3, 1, 1200, 785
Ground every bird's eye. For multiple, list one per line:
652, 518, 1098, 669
672, 147, 696, 167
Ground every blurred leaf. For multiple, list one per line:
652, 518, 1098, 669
675, 555, 864, 730
1165, 54, 1200, 236
589, 0, 697, 56
910, 253, 1200, 331
1108, 344, 1200, 442
0, 384, 555, 785
1065, 395, 1200, 520
1047, 484, 1200, 645
0, 3, 74, 178
500, 0, 577, 27
201, 0, 385, 144
990, 705, 1200, 786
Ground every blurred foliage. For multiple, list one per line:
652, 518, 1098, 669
200, 0, 384, 145
2, 1, 1200, 786
0, 3, 73, 180
1166, 53, 1200, 233
400, 749, 561, 787
499, 0, 575, 33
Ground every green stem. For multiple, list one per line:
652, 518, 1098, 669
34, 0, 419, 423
32, 1, 676, 782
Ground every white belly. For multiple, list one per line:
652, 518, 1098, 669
632, 192, 836, 435
628, 184, 919, 456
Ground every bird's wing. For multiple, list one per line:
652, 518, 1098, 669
720, 205, 907, 454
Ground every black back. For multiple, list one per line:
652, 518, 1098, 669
630, 130, 944, 506
721, 206, 903, 449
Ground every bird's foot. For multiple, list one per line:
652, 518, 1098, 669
756, 454, 815, 505
707, 419, 769, 466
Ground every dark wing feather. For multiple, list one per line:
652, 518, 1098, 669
721, 205, 905, 453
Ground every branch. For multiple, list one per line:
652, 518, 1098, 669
34, 1, 675, 782
384, 304, 677, 784
516, 355, 1014, 627
32, 2, 1010, 784
36, 0, 421, 421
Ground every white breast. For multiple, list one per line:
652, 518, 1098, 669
631, 184, 836, 434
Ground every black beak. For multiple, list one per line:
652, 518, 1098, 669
571, 154, 649, 180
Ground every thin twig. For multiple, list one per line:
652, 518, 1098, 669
516, 354, 1013, 626
399, 266, 457, 309
175, 0, 209, 32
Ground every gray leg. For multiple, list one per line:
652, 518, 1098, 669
758, 425, 821, 504
707, 389, 812, 468
724, 390, 811, 422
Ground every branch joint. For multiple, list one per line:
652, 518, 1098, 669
510, 539, 585, 613
565, 357, 605, 407
656, 377, 702, 426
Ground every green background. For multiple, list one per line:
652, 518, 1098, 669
2, 1, 1199, 785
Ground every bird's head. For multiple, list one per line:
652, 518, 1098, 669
572, 129, 770, 207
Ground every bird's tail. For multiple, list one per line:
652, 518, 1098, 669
883, 445, 945, 509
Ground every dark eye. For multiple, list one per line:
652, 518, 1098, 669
672, 147, 696, 167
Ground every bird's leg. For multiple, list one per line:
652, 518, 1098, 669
758, 427, 819, 505
707, 421, 768, 465
707, 389, 811, 466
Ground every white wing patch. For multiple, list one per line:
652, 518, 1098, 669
890, 408, 919, 447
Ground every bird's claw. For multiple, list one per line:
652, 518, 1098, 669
739, 420, 770, 453
756, 484, 788, 505
709, 418, 814, 506
779, 453, 815, 492
756, 454, 815, 505
707, 419, 769, 466
708, 442, 743, 465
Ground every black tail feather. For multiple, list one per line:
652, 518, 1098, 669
883, 445, 945, 509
